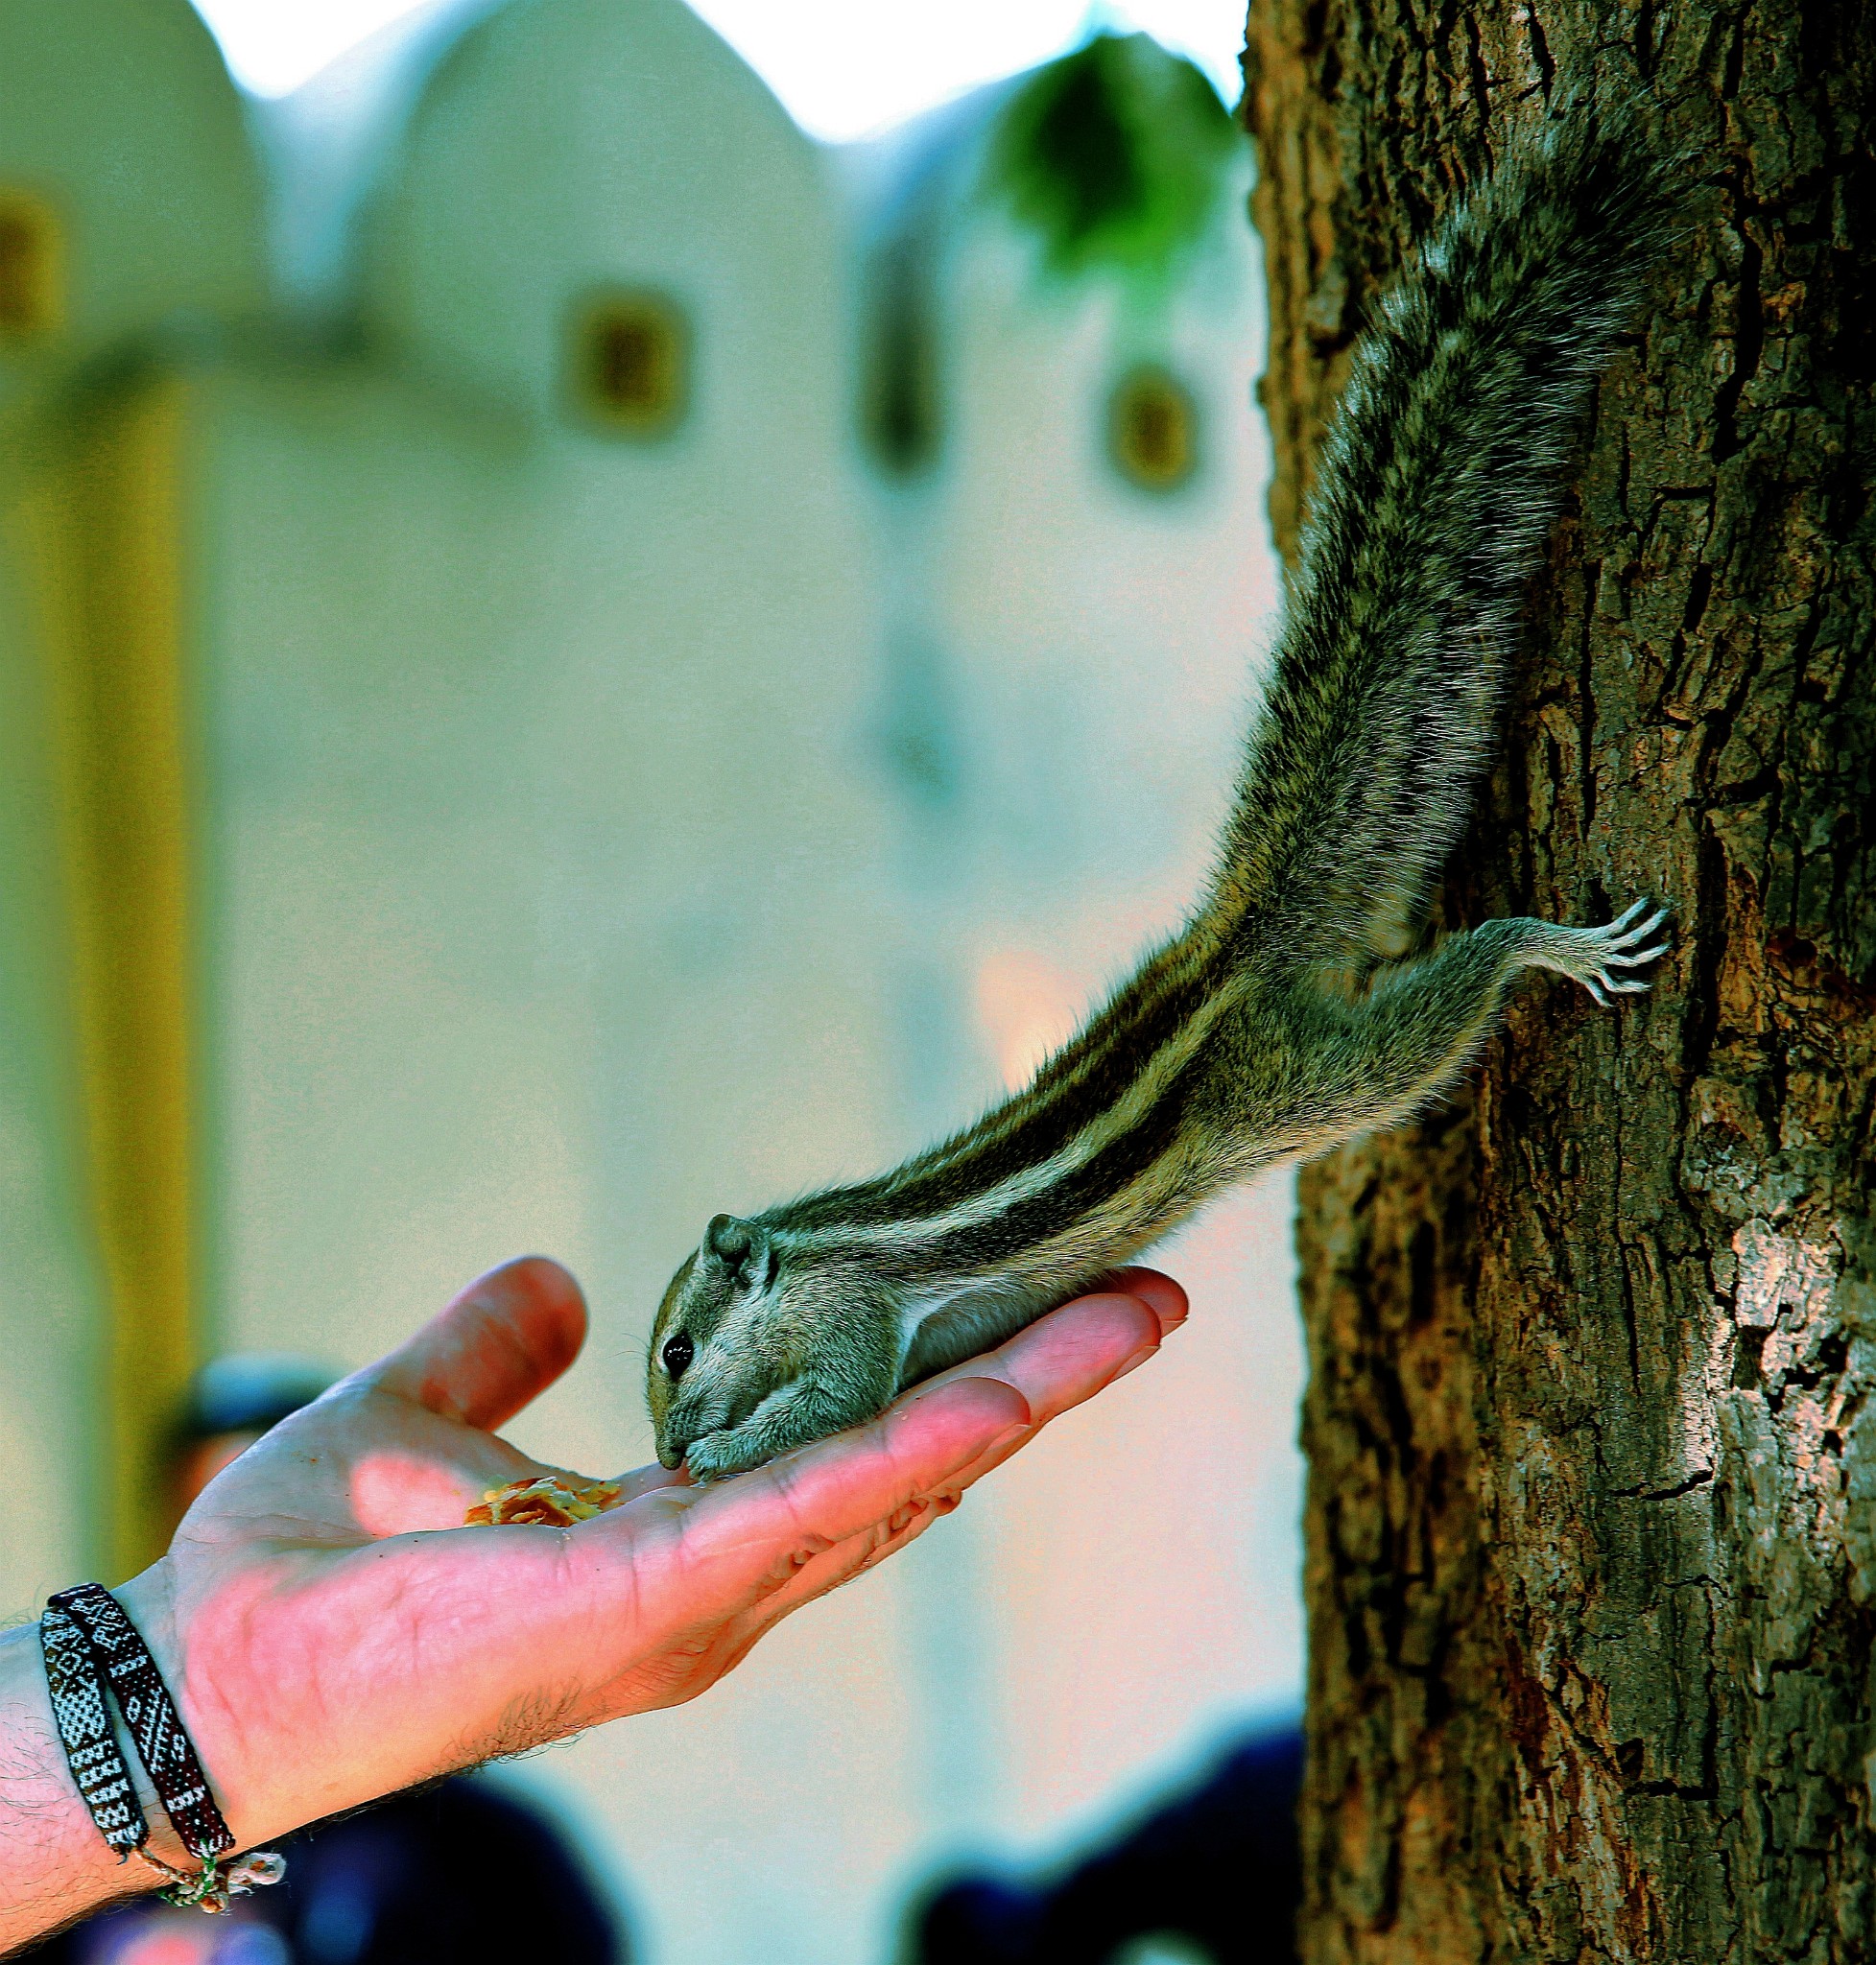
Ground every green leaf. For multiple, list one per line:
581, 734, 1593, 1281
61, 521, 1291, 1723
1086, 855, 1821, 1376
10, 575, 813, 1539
981, 34, 1239, 286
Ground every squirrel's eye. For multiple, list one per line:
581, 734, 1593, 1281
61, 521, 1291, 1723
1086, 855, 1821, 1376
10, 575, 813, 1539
661, 1332, 695, 1381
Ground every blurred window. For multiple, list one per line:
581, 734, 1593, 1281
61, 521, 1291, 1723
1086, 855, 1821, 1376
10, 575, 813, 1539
0, 191, 61, 342
572, 292, 689, 438
862, 243, 941, 476
1108, 365, 1198, 491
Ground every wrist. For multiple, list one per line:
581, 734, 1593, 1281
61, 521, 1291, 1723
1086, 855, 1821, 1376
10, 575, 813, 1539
0, 1620, 151, 1953
101, 1563, 200, 1872
108, 1560, 284, 1870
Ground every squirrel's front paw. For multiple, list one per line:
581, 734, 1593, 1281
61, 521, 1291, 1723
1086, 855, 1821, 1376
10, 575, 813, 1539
682, 1418, 825, 1483
682, 1376, 885, 1482
683, 1427, 775, 1483
1546, 898, 1672, 1006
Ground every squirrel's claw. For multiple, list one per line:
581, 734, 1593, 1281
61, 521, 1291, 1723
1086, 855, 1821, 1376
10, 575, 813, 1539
1546, 899, 1672, 1009
1603, 904, 1671, 964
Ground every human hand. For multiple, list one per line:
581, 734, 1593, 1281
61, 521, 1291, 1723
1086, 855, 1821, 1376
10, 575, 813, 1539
108, 1256, 1184, 1862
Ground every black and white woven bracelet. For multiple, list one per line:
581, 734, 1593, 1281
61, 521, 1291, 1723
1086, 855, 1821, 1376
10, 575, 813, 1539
40, 1584, 286, 1912
37, 1600, 147, 1860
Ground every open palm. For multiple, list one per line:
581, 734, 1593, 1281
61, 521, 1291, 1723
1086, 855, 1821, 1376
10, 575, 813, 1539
113, 1255, 1184, 1858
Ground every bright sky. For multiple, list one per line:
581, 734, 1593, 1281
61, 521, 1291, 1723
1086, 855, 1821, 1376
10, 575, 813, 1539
190, 0, 1245, 137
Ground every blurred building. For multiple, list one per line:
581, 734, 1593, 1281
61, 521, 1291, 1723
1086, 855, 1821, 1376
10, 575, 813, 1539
0, 6, 1299, 1963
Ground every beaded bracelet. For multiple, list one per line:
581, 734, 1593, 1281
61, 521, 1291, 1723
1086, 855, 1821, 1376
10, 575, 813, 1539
40, 1584, 286, 1913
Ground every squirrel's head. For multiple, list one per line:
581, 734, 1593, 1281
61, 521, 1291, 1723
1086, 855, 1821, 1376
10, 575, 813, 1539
648, 1213, 792, 1470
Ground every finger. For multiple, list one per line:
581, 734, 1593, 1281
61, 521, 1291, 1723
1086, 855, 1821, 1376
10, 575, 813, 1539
670, 1296, 1152, 1627
609, 1463, 689, 1504
361, 1256, 588, 1431
912, 1288, 1163, 1432
895, 1289, 1164, 1493
1629, 907, 1670, 941
724, 1280, 1180, 1557
576, 1308, 1164, 1716
1614, 940, 1671, 967
1103, 1266, 1189, 1335
709, 1491, 959, 1658
583, 1296, 1162, 1660
701, 1469, 976, 1663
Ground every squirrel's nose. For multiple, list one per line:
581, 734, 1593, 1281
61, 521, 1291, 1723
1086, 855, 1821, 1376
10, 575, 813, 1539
655, 1408, 692, 1469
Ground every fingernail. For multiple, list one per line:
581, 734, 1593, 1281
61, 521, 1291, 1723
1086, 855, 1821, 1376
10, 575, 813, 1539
1109, 1342, 1160, 1383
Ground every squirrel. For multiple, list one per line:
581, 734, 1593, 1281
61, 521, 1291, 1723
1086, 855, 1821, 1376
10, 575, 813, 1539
649, 99, 1674, 1481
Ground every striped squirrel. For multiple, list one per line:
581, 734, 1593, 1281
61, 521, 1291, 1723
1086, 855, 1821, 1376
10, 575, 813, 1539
650, 101, 1674, 1480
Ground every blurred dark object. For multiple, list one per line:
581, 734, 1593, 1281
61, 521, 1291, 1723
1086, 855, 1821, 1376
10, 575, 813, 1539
178, 1353, 339, 1440
909, 1724, 1302, 1965
31, 1775, 626, 1964
167, 1352, 340, 1528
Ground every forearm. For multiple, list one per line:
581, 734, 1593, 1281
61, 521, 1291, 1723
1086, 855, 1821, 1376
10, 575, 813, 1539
0, 1621, 150, 1953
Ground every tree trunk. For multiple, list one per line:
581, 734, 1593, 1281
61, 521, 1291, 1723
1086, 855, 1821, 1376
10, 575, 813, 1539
1242, 5, 1876, 1959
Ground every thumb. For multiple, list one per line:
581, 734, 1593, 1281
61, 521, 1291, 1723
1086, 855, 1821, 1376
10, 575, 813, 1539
362, 1256, 588, 1431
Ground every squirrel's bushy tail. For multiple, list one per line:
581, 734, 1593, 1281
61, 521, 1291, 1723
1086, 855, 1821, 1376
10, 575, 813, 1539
1215, 98, 1674, 968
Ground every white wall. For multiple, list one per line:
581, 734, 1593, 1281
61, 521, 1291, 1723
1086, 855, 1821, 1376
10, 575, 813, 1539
206, 0, 887, 1456
0, 495, 106, 1616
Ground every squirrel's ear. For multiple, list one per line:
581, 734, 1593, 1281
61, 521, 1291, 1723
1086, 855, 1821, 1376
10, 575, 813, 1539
703, 1214, 773, 1290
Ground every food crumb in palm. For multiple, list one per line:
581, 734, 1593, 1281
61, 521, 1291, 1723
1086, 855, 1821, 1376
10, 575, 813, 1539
464, 1474, 623, 1527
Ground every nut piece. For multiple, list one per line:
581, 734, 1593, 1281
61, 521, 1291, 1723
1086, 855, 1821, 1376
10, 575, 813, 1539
463, 1474, 623, 1527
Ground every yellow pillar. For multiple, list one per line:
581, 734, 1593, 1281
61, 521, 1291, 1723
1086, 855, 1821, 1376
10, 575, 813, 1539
21, 368, 198, 1579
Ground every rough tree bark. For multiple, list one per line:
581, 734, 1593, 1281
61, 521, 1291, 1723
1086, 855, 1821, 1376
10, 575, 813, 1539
1242, 5, 1875, 1958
